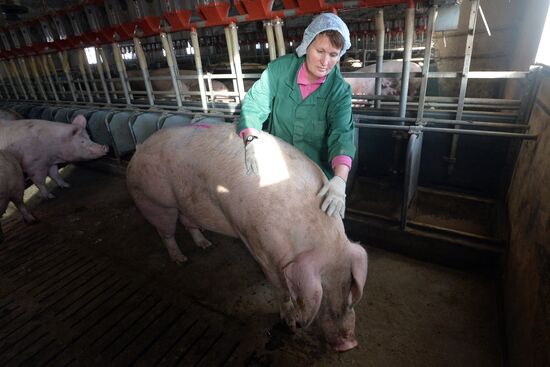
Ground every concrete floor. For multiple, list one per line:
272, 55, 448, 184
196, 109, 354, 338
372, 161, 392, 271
1, 164, 504, 366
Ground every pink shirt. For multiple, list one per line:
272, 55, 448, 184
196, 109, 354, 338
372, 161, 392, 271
240, 63, 353, 171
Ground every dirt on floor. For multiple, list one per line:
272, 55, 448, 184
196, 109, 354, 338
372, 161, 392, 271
1, 164, 504, 366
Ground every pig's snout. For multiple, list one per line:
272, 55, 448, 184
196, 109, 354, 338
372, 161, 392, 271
331, 335, 358, 352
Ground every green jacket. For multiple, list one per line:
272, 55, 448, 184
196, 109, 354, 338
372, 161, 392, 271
237, 54, 355, 178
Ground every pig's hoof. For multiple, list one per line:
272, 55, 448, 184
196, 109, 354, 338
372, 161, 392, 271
46, 193, 55, 199
170, 253, 188, 264
197, 239, 212, 249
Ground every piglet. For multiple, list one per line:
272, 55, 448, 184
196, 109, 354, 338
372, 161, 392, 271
0, 150, 37, 226
0, 114, 109, 198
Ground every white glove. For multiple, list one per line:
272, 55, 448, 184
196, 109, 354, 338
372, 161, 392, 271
317, 176, 347, 219
244, 136, 259, 175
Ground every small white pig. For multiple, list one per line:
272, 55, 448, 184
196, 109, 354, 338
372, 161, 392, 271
0, 115, 109, 198
127, 123, 368, 351
345, 60, 422, 97
0, 150, 37, 224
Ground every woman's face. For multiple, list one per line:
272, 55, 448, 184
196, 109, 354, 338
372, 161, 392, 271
305, 33, 341, 81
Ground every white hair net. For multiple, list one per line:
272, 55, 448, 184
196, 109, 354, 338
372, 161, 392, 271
295, 13, 351, 58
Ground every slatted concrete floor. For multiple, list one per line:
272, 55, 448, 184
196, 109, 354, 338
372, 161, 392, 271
0, 216, 259, 367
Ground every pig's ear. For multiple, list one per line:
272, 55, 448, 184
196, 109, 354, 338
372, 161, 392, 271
349, 243, 368, 305
283, 255, 322, 328
71, 114, 87, 129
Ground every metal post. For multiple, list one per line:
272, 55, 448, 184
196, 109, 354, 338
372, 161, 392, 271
1, 61, 19, 99
274, 17, 286, 57
83, 49, 100, 98
37, 55, 59, 101
18, 59, 37, 100
0, 61, 11, 98
78, 49, 94, 103
398, 4, 415, 121
58, 51, 78, 102
448, 0, 479, 174
375, 9, 385, 108
417, 6, 438, 119
94, 47, 111, 104
229, 22, 246, 101
29, 57, 48, 100
265, 20, 277, 61
133, 36, 155, 106
97, 47, 117, 99
160, 32, 183, 108
190, 27, 208, 113
9, 59, 28, 100
111, 43, 132, 105
224, 26, 239, 103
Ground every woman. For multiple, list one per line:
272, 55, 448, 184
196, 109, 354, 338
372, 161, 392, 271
237, 13, 355, 219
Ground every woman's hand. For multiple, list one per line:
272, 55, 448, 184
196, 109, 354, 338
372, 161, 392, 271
317, 176, 347, 218
244, 135, 259, 175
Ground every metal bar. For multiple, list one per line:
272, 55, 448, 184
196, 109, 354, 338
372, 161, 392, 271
94, 47, 112, 104
229, 22, 246, 101
224, 27, 239, 103
354, 122, 537, 139
28, 57, 48, 101
265, 20, 277, 61
19, 58, 37, 100
0, 61, 13, 98
111, 43, 132, 105
83, 49, 100, 99
9, 59, 28, 100
190, 28, 208, 113
417, 6, 437, 120
2, 61, 19, 99
448, 0, 479, 174
160, 32, 182, 108
273, 17, 286, 57
375, 9, 385, 108
37, 55, 59, 102
97, 47, 118, 100
59, 51, 78, 102
133, 37, 155, 106
78, 49, 94, 103
427, 71, 528, 78
355, 114, 528, 129
47, 54, 66, 98
398, 4, 415, 121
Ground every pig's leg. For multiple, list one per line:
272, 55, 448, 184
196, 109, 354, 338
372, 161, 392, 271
278, 292, 298, 332
28, 169, 54, 199
12, 200, 37, 223
48, 165, 70, 188
178, 215, 212, 249
134, 195, 187, 264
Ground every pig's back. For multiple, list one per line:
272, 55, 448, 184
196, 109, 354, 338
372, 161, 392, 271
128, 123, 329, 233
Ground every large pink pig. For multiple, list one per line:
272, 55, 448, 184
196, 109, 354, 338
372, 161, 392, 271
345, 60, 422, 97
0, 150, 37, 224
0, 115, 109, 198
127, 123, 368, 351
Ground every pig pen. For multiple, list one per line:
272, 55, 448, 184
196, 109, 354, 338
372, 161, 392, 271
0, 163, 504, 366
